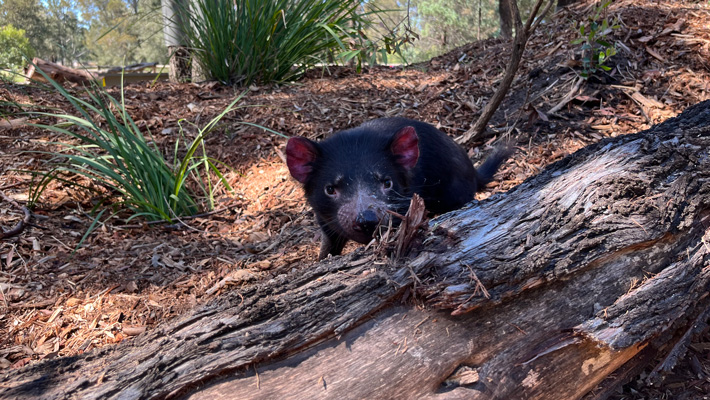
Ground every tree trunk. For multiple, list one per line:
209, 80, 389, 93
168, 46, 192, 84
1, 101, 709, 400
161, 0, 191, 83
499, 0, 513, 39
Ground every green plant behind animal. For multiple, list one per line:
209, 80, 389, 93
570, 0, 620, 79
26, 68, 269, 223
176, 0, 409, 84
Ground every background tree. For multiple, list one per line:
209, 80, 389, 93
499, 0, 513, 38
1, 0, 162, 66
131, 0, 165, 63
501, 0, 553, 39
77, 0, 165, 66
406, 0, 498, 61
0, 0, 50, 57
0, 24, 35, 69
44, 0, 87, 65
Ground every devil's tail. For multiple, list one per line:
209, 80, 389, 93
476, 146, 514, 188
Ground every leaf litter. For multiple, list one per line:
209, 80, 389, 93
0, 0, 709, 396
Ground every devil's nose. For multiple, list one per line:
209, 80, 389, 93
353, 209, 379, 233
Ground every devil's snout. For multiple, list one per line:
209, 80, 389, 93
353, 209, 379, 234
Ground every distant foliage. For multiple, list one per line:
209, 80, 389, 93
0, 0, 165, 67
570, 0, 620, 79
415, 0, 498, 60
43, 0, 87, 65
0, 24, 35, 69
394, 0, 545, 63
1, 0, 89, 65
177, 0, 409, 84
82, 0, 167, 66
336, 2, 418, 72
0, 0, 50, 58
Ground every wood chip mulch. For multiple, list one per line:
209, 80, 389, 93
1, 0, 709, 397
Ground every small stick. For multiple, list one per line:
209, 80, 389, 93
0, 190, 31, 239
548, 76, 584, 115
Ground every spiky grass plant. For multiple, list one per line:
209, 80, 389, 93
178, 0, 385, 84
28, 72, 256, 222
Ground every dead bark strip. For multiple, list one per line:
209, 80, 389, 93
1, 101, 709, 400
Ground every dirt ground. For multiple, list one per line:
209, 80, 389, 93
1, 0, 710, 397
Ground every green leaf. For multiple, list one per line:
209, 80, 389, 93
173, 0, 400, 84
72, 209, 107, 255
27, 66, 272, 224
597, 40, 613, 48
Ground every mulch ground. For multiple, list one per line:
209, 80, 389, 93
1, 0, 709, 397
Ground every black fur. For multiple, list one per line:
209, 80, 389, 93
287, 117, 510, 259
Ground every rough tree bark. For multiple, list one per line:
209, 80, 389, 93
1, 101, 709, 400
167, 46, 192, 84
499, 0, 513, 39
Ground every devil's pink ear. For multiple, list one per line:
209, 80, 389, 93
391, 126, 419, 170
286, 137, 319, 184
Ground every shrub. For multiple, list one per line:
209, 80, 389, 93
28, 70, 265, 222
570, 0, 620, 79
0, 24, 35, 70
175, 0, 406, 84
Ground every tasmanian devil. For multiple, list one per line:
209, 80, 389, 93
286, 117, 510, 260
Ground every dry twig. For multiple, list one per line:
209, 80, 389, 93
548, 76, 585, 115
0, 190, 31, 239
456, 0, 556, 145
392, 194, 428, 259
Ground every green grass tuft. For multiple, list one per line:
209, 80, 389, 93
177, 0, 401, 84
26, 68, 268, 222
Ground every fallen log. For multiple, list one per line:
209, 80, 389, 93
1, 101, 709, 400
25, 58, 99, 85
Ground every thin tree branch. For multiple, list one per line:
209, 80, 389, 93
456, 0, 555, 146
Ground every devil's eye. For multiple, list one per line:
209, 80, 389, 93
325, 185, 336, 196
382, 178, 393, 189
